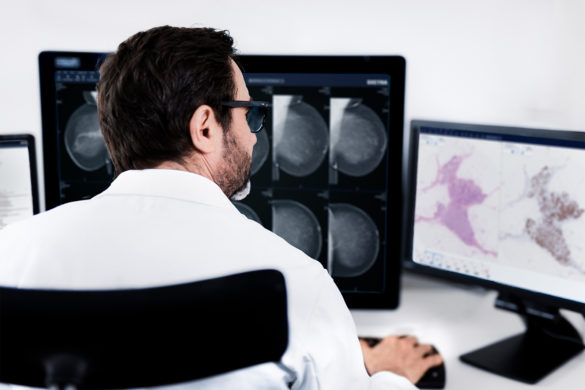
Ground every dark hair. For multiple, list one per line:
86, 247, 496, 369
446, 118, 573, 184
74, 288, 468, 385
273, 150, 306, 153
97, 25, 237, 173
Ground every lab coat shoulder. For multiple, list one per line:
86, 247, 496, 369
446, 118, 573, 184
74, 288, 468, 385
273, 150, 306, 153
0, 200, 91, 286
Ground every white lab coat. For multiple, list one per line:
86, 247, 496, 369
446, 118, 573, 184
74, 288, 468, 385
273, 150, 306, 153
0, 169, 415, 390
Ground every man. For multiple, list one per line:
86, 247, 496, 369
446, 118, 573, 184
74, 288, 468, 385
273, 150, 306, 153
0, 26, 441, 389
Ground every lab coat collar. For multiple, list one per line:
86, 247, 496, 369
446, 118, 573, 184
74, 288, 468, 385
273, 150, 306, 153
97, 169, 239, 212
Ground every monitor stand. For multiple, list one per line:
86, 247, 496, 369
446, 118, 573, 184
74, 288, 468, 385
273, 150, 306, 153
460, 294, 584, 384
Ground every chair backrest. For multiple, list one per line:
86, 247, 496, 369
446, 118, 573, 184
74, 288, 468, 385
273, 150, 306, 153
0, 269, 288, 389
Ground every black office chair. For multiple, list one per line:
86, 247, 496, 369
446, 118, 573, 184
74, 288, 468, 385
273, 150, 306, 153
0, 269, 288, 390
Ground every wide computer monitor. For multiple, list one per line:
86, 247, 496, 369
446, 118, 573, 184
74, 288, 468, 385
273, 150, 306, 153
405, 120, 585, 383
0, 134, 39, 230
39, 52, 406, 309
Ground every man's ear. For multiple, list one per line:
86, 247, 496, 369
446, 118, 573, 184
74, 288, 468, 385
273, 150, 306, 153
188, 105, 223, 154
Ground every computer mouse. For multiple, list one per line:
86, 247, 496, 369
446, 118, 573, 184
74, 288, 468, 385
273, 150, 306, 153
415, 345, 446, 389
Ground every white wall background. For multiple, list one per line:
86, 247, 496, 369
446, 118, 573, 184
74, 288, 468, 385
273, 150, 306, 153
1, 0, 584, 207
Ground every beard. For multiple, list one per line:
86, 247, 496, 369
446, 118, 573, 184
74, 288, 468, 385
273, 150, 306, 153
215, 130, 252, 200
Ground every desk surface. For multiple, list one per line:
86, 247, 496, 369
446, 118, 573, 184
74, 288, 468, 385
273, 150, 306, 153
351, 271, 585, 390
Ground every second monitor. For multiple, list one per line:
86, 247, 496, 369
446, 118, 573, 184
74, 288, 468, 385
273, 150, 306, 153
405, 120, 585, 383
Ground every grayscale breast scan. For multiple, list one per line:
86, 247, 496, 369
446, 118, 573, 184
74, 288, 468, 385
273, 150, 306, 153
1, 5, 585, 390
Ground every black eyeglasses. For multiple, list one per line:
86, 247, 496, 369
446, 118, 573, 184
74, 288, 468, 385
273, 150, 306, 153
221, 101, 271, 133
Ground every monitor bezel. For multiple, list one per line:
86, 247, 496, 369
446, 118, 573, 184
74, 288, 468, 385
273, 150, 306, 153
238, 55, 406, 309
0, 133, 40, 215
39, 51, 109, 211
404, 119, 585, 314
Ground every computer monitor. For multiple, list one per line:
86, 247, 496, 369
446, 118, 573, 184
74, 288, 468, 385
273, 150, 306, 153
405, 120, 585, 383
39, 51, 113, 211
39, 52, 406, 309
0, 134, 39, 230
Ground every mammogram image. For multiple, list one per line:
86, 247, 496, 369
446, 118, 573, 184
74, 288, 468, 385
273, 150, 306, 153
329, 98, 387, 184
327, 203, 379, 278
64, 91, 110, 172
272, 95, 329, 178
271, 199, 322, 259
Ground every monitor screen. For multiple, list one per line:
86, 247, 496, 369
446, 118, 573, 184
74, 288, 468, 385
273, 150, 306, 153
405, 120, 585, 382
0, 134, 39, 230
39, 52, 406, 309
407, 121, 585, 307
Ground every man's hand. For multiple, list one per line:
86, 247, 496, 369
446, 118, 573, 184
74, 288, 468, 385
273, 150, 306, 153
359, 335, 443, 384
